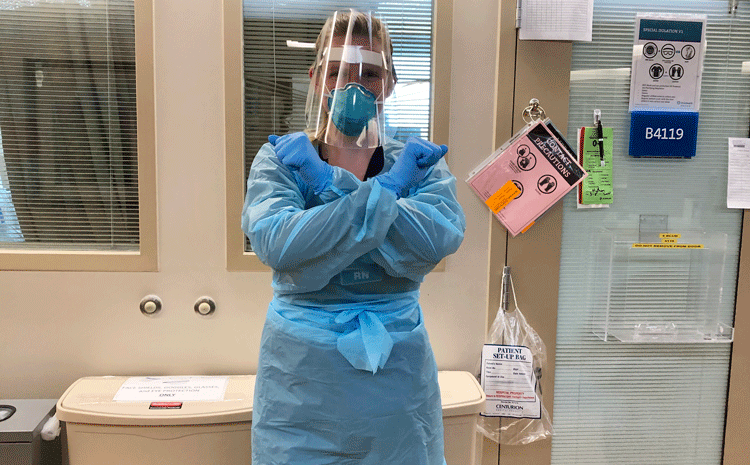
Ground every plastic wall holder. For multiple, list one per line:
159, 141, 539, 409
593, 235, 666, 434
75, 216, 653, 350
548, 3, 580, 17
591, 227, 734, 344
629, 111, 699, 158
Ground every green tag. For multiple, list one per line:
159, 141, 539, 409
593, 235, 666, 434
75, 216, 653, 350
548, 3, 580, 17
579, 127, 613, 205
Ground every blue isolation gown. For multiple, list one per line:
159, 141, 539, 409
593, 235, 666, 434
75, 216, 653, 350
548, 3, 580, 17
242, 137, 466, 465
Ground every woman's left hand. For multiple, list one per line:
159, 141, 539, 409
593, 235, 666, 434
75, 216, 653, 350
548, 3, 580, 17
376, 137, 448, 198
269, 132, 332, 194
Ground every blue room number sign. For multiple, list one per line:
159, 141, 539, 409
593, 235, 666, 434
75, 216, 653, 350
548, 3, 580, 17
629, 111, 699, 158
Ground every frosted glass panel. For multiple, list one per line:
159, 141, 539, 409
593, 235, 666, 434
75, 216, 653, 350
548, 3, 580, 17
553, 1, 745, 464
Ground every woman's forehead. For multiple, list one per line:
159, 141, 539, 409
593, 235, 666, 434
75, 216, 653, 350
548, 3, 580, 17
330, 34, 383, 52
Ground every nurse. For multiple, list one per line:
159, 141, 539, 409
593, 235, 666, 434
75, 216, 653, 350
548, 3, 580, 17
242, 9, 465, 464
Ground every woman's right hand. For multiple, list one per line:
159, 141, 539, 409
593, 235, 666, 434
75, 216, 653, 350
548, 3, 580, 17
377, 137, 448, 198
269, 132, 332, 194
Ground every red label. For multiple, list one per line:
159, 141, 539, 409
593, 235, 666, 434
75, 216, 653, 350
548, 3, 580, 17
149, 402, 183, 409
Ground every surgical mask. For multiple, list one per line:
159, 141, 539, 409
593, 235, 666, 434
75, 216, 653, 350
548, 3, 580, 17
327, 83, 378, 137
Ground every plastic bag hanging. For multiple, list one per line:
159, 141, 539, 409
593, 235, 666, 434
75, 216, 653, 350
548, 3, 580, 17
477, 266, 554, 445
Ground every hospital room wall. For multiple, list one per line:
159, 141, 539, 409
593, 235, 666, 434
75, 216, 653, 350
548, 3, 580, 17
0, 0, 501, 399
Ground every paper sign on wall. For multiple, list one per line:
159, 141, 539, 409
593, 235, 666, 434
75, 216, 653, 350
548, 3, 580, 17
628, 13, 707, 112
728, 138, 750, 209
518, 0, 594, 42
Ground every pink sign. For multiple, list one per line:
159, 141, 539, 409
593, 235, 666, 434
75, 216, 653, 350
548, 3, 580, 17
468, 121, 587, 236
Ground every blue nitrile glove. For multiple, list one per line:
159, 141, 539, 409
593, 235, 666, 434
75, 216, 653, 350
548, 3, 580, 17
376, 137, 448, 198
269, 132, 333, 194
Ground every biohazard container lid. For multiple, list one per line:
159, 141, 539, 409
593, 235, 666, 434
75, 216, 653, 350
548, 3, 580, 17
438, 371, 485, 417
56, 375, 255, 426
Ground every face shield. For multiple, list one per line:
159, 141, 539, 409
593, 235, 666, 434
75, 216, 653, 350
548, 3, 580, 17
305, 10, 396, 149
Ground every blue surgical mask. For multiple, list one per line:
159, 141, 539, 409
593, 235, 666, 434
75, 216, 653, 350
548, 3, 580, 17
327, 83, 378, 137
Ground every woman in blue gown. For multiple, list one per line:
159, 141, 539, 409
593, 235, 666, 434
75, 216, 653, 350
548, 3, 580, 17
242, 9, 465, 464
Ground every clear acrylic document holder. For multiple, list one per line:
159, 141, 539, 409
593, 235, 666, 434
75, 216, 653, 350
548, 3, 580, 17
591, 225, 734, 344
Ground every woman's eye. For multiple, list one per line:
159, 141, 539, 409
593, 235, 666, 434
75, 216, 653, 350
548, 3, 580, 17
360, 70, 381, 80
326, 64, 341, 77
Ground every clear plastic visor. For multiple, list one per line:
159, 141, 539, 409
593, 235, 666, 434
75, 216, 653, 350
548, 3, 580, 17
320, 46, 389, 98
305, 13, 394, 149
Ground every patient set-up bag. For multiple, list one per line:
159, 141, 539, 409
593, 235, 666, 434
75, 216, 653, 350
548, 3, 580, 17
477, 267, 554, 445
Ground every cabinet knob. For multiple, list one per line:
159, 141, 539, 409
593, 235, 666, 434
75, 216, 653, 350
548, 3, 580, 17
194, 296, 216, 316
140, 295, 162, 315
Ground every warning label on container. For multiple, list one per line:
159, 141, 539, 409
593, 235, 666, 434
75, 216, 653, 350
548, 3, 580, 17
113, 376, 229, 402
149, 402, 183, 409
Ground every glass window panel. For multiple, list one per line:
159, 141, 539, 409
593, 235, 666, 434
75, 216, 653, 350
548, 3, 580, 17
0, 0, 138, 251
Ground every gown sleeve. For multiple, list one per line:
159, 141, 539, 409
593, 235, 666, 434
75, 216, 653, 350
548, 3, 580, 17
368, 158, 466, 282
241, 143, 399, 292
308, 142, 466, 283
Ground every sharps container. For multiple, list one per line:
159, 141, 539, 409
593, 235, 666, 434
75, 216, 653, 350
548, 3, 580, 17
56, 375, 254, 465
438, 371, 486, 465
0, 399, 61, 465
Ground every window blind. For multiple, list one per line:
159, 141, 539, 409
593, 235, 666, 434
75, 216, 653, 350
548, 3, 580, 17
242, 1, 434, 252
554, 1, 747, 464
0, 0, 138, 251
